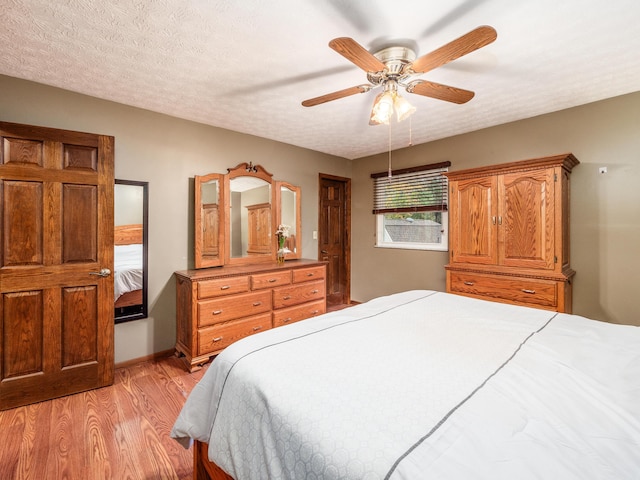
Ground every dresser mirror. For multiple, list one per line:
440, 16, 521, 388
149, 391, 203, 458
114, 179, 148, 322
275, 181, 301, 259
194, 163, 301, 268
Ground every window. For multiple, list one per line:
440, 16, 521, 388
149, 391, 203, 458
371, 162, 450, 251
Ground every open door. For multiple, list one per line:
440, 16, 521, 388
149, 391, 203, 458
318, 174, 351, 306
0, 122, 114, 410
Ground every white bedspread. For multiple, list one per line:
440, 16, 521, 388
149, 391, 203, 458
171, 290, 640, 479
114, 244, 143, 300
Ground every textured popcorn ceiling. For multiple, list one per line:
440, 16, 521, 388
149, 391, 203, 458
1, 0, 639, 159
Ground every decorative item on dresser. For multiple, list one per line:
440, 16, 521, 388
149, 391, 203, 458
175, 260, 326, 371
445, 153, 579, 313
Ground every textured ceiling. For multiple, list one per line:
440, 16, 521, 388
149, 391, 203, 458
1, 0, 639, 160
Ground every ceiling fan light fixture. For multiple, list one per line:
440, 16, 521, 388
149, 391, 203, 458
369, 90, 395, 125
369, 85, 415, 125
393, 94, 416, 122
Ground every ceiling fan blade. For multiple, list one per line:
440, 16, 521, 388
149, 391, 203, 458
410, 25, 497, 74
329, 37, 387, 73
407, 80, 475, 104
302, 85, 371, 107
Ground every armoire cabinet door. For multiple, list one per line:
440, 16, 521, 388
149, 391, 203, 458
498, 169, 555, 270
449, 176, 498, 265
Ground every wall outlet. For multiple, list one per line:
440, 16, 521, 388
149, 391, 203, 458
599, 166, 608, 174
312, 230, 317, 240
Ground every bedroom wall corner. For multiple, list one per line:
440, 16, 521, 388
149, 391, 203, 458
350, 91, 640, 326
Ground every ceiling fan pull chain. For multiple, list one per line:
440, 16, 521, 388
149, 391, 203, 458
388, 121, 392, 178
409, 116, 413, 147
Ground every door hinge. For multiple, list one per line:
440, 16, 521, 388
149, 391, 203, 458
554, 255, 558, 263
554, 173, 558, 182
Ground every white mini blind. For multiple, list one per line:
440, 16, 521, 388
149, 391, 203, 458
371, 162, 450, 214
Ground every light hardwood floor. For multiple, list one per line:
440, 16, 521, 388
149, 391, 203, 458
0, 354, 208, 480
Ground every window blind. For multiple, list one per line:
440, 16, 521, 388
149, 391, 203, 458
371, 161, 450, 214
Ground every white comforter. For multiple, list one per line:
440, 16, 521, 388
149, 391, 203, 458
114, 244, 143, 300
171, 290, 640, 479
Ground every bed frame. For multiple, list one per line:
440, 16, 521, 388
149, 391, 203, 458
114, 223, 143, 309
194, 441, 233, 480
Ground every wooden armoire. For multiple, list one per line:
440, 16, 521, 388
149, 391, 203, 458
445, 153, 579, 313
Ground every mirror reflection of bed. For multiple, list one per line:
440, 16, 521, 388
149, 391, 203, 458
114, 180, 148, 322
114, 224, 143, 313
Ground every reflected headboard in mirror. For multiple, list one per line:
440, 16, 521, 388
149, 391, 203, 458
194, 163, 301, 268
114, 180, 148, 323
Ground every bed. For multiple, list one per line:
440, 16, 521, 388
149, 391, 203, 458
114, 223, 143, 308
171, 290, 640, 479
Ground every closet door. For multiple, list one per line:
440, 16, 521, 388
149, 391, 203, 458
0, 122, 114, 410
449, 176, 498, 265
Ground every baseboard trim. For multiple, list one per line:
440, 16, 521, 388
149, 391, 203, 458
115, 349, 175, 369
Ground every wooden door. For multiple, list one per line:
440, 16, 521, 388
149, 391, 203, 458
498, 169, 555, 270
0, 122, 114, 410
318, 174, 350, 306
449, 176, 498, 265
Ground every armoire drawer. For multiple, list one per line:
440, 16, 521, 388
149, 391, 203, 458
197, 275, 250, 299
292, 266, 325, 283
272, 280, 326, 309
251, 270, 292, 290
272, 299, 326, 327
198, 290, 272, 327
198, 313, 271, 354
449, 271, 557, 308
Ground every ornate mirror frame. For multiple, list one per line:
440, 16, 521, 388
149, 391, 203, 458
194, 163, 302, 268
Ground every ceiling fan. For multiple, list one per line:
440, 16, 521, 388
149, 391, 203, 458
302, 26, 497, 125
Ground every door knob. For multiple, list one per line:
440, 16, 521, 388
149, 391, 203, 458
90, 268, 111, 277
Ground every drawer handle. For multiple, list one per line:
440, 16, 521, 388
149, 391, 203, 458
252, 301, 262, 306
268, 278, 278, 283
283, 295, 292, 300
311, 289, 319, 294
212, 336, 223, 343
522, 289, 536, 294
220, 285, 230, 290
212, 310, 223, 315
463, 281, 474, 286
306, 273, 314, 277
282, 317, 291, 323
253, 326, 263, 332
311, 310, 319, 315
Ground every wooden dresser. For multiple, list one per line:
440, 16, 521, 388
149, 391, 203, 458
175, 259, 327, 371
445, 154, 579, 313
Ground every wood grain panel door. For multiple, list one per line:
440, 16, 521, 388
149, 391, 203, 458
0, 122, 114, 410
498, 169, 555, 270
318, 174, 350, 306
449, 176, 498, 265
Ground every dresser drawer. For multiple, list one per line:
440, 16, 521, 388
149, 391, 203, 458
272, 299, 326, 327
198, 290, 272, 327
273, 280, 326, 309
251, 270, 291, 290
198, 313, 271, 354
292, 266, 325, 284
197, 275, 250, 299
449, 271, 557, 308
